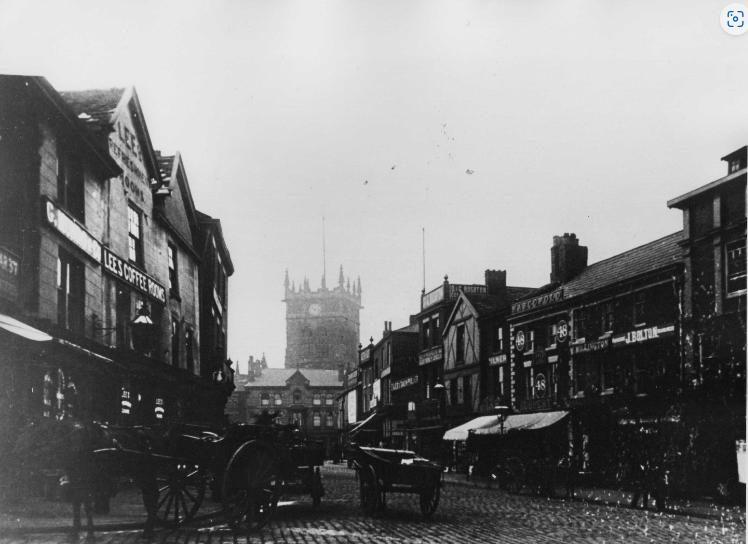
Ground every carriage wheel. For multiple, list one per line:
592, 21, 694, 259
419, 482, 440, 518
221, 441, 280, 532
505, 458, 525, 495
152, 463, 206, 527
358, 465, 380, 514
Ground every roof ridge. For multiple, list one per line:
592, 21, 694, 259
582, 231, 682, 271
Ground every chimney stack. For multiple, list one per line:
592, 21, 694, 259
485, 269, 507, 300
550, 233, 588, 284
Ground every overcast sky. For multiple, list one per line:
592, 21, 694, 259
1, 0, 746, 372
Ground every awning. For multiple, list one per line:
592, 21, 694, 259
443, 415, 502, 441
471, 410, 569, 436
349, 412, 379, 436
0, 313, 52, 342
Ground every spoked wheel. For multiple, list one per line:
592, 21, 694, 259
358, 465, 380, 514
221, 441, 281, 532
419, 481, 440, 518
153, 463, 206, 527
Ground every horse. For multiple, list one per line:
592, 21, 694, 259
12, 418, 160, 536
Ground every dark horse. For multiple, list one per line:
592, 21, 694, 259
12, 418, 160, 535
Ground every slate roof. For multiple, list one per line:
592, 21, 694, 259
242, 368, 343, 388
59, 88, 124, 133
463, 286, 535, 316
516, 232, 683, 304
394, 322, 419, 334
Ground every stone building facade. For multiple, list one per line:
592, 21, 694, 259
283, 268, 361, 371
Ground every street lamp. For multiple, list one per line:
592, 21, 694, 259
494, 404, 509, 435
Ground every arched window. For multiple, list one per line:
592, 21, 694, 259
261, 392, 270, 406
325, 413, 334, 427
313, 412, 321, 427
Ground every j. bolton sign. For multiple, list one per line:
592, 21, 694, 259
512, 289, 563, 314
103, 248, 166, 304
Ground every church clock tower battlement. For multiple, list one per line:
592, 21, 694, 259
283, 266, 362, 370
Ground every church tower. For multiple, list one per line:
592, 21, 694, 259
283, 266, 362, 370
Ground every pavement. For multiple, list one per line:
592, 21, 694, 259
0, 462, 744, 543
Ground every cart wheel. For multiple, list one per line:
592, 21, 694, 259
358, 465, 380, 514
419, 482, 440, 518
222, 440, 280, 532
152, 463, 206, 527
505, 458, 525, 495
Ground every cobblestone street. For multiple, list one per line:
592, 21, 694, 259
0, 466, 744, 544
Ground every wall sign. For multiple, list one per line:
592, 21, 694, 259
391, 374, 419, 392
572, 337, 611, 354
612, 324, 675, 346
556, 319, 569, 343
103, 247, 166, 304
512, 289, 563, 314
489, 353, 507, 366
419, 345, 443, 366
534, 373, 546, 396
0, 246, 19, 301
43, 199, 102, 262
515, 330, 526, 352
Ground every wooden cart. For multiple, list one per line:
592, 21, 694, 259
346, 445, 442, 518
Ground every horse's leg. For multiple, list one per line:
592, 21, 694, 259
139, 470, 158, 537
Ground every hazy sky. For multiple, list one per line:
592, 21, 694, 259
1, 1, 746, 372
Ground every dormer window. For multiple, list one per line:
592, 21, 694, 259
729, 159, 741, 174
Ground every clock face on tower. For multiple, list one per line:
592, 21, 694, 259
308, 303, 321, 316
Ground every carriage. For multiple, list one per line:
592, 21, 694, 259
346, 444, 442, 518
13, 419, 325, 533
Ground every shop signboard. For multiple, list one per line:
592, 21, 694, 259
612, 324, 675, 346
43, 198, 102, 262
102, 247, 166, 304
0, 246, 20, 302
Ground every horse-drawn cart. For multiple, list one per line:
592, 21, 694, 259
346, 444, 442, 518
13, 419, 325, 533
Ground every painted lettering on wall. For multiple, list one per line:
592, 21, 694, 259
391, 374, 419, 392
44, 199, 102, 262
612, 324, 675, 346
512, 289, 563, 314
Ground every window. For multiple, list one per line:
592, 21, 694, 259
292, 412, 303, 427
313, 412, 321, 427
528, 330, 535, 352
56, 146, 84, 221
325, 394, 333, 405
168, 243, 179, 297
127, 205, 143, 265
171, 318, 180, 367
274, 393, 282, 406
456, 325, 465, 364
115, 286, 130, 348
575, 308, 588, 340
293, 389, 302, 404
729, 159, 742, 173
261, 392, 270, 406
185, 328, 194, 373
422, 320, 431, 347
326, 413, 334, 427
57, 250, 84, 333
726, 239, 747, 295
313, 393, 321, 405
601, 302, 614, 332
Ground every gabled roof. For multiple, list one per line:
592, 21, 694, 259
197, 210, 234, 275
241, 368, 343, 388
60, 86, 163, 186
444, 285, 534, 333
1, 76, 120, 176
155, 151, 200, 255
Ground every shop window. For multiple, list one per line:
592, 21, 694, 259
313, 393, 321, 405
726, 239, 747, 296
168, 243, 179, 298
127, 205, 143, 265
56, 146, 85, 222
456, 325, 465, 364
313, 412, 321, 427
261, 392, 270, 406
293, 389, 302, 404
57, 250, 84, 334
326, 413, 334, 427
274, 393, 282, 406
